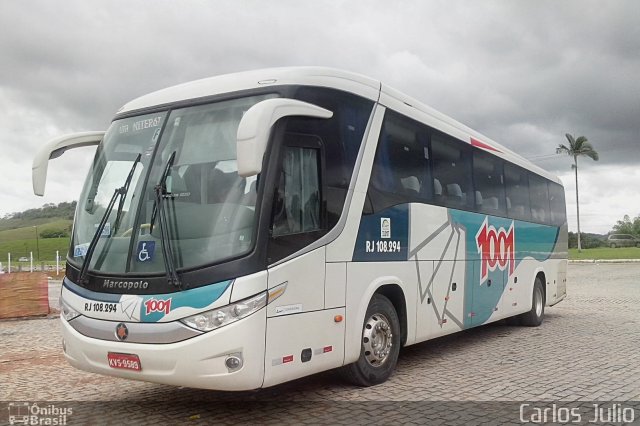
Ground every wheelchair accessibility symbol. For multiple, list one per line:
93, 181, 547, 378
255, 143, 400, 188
137, 241, 155, 262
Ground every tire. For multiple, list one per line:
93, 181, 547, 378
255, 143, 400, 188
519, 277, 545, 327
340, 294, 401, 386
610, 243, 616, 248
505, 315, 520, 326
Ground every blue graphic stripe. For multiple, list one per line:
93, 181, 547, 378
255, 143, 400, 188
448, 210, 560, 328
140, 280, 233, 322
63, 277, 233, 312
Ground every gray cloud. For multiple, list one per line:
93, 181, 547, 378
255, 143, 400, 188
0, 0, 638, 232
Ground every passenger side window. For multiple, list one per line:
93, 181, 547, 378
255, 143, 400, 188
473, 151, 506, 215
529, 173, 551, 224
289, 87, 373, 229
272, 146, 321, 236
548, 182, 566, 226
366, 111, 431, 213
431, 135, 473, 210
504, 164, 531, 221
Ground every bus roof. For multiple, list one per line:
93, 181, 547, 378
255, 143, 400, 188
118, 66, 560, 184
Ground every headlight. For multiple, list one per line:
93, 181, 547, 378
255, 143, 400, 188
60, 299, 80, 321
180, 291, 267, 332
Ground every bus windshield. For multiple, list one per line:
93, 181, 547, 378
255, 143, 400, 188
70, 94, 277, 276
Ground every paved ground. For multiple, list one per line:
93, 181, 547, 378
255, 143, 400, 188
1, 264, 639, 424
48, 278, 62, 313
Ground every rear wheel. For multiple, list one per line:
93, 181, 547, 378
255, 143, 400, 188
340, 294, 401, 386
519, 277, 545, 327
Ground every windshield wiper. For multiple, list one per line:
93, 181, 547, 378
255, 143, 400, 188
78, 155, 142, 285
113, 153, 141, 234
150, 151, 181, 288
150, 151, 175, 233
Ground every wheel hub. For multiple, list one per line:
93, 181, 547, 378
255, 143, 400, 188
362, 313, 393, 367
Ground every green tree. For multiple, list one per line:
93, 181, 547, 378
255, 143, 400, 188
612, 213, 640, 236
613, 215, 633, 234
556, 134, 599, 252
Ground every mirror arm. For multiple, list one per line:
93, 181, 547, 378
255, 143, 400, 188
236, 99, 332, 177
32, 131, 105, 196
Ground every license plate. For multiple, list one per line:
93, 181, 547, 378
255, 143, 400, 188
107, 352, 142, 371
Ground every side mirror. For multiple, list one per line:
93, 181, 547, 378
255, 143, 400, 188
32, 131, 105, 196
236, 98, 332, 177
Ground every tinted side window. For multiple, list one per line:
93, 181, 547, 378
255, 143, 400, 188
272, 146, 321, 236
529, 173, 551, 224
504, 163, 531, 221
431, 134, 473, 210
473, 151, 506, 216
290, 87, 373, 228
548, 182, 566, 226
367, 111, 431, 212
268, 134, 326, 263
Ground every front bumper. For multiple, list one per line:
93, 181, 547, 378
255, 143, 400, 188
61, 309, 267, 391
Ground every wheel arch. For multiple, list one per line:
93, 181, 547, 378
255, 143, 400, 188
374, 284, 408, 347
344, 276, 411, 364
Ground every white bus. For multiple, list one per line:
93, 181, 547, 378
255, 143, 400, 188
33, 67, 567, 390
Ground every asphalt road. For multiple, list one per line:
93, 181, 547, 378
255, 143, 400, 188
1, 263, 639, 425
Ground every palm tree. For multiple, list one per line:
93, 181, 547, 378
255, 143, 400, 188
556, 134, 599, 252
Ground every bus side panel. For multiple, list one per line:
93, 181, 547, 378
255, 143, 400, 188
554, 259, 568, 304
263, 247, 343, 387
410, 204, 467, 342
325, 262, 346, 309
262, 308, 345, 388
414, 260, 466, 341
469, 261, 506, 327
266, 247, 325, 317
501, 258, 539, 318
447, 209, 561, 327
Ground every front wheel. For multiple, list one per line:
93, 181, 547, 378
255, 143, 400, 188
519, 277, 545, 327
610, 243, 616, 248
340, 294, 401, 386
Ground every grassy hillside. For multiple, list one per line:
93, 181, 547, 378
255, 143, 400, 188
0, 218, 72, 262
0, 201, 75, 230
0, 216, 70, 232
0, 237, 70, 262
0, 219, 72, 241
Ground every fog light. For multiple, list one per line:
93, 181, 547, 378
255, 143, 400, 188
225, 354, 243, 371
62, 339, 66, 353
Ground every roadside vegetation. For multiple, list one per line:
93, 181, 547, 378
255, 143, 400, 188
0, 237, 70, 262
569, 247, 640, 260
0, 202, 74, 262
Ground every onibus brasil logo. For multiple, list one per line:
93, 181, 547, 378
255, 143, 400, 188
475, 217, 515, 285
7, 402, 73, 425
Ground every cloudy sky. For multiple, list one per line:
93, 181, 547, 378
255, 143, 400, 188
1, 0, 638, 233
